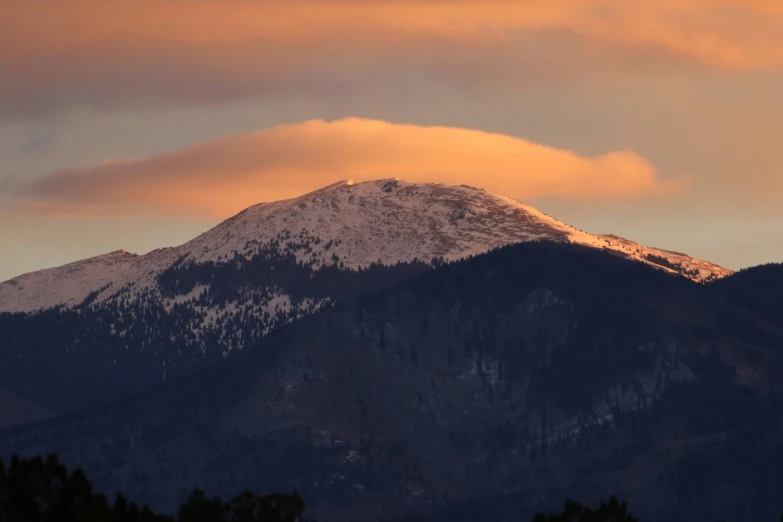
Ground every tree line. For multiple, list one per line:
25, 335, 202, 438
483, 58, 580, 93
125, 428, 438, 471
0, 454, 307, 522
1, 453, 780, 521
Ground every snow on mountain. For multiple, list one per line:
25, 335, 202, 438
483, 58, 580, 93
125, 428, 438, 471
0, 179, 732, 314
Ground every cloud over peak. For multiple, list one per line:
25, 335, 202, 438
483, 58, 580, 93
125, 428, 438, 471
12, 118, 684, 218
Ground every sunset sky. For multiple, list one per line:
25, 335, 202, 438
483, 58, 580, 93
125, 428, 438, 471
2, 0, 782, 281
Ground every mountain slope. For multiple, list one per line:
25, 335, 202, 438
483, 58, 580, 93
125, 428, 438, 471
0, 180, 733, 417
0, 388, 52, 430
709, 262, 783, 327
0, 242, 778, 522
0, 179, 730, 314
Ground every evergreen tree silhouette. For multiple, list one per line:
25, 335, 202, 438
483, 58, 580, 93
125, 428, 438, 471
0, 454, 307, 522
533, 496, 638, 522
178, 489, 225, 522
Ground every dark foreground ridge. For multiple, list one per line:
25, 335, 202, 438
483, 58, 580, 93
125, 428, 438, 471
2, 242, 783, 522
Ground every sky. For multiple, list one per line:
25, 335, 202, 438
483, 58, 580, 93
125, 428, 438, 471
2, 0, 783, 281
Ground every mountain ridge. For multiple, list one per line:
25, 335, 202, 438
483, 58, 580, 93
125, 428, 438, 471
0, 179, 732, 314
0, 179, 735, 418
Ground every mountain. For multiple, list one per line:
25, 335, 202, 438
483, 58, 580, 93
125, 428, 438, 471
0, 242, 778, 522
0, 180, 732, 417
0, 180, 730, 314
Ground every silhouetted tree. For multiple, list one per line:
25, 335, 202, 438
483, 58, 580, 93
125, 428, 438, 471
533, 496, 638, 522
178, 489, 223, 522
0, 454, 308, 522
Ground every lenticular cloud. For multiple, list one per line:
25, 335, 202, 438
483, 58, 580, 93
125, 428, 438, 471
13, 118, 684, 218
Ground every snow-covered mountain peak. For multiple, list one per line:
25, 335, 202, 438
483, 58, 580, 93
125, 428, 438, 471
191, 178, 578, 268
0, 179, 732, 313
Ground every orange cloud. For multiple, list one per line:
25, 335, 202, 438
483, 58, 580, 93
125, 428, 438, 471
12, 118, 684, 218
1, 0, 781, 115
